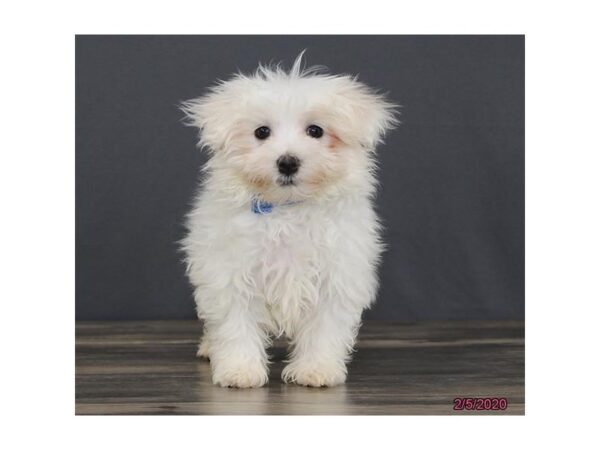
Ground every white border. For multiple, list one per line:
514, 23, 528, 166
2, 1, 599, 448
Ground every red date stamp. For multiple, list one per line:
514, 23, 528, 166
453, 397, 508, 411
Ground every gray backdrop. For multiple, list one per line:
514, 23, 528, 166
76, 35, 524, 320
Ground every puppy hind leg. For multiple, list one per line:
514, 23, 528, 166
196, 330, 211, 359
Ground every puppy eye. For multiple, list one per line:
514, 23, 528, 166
254, 126, 271, 140
306, 124, 324, 138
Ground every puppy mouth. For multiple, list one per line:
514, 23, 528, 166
277, 176, 296, 187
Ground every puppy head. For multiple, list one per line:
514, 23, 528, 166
182, 54, 398, 203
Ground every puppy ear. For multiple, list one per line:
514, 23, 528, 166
180, 84, 237, 153
332, 78, 399, 150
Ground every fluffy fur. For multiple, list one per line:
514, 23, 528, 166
181, 54, 397, 388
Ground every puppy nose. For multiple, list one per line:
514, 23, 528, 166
277, 155, 300, 176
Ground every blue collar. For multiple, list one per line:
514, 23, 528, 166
251, 198, 302, 215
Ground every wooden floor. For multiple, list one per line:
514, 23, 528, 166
76, 320, 524, 415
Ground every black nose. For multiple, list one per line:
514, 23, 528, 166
277, 155, 300, 176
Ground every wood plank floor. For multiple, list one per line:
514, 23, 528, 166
76, 320, 524, 415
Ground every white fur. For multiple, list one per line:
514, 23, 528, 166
181, 55, 397, 388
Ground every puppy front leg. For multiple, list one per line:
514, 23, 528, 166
201, 297, 270, 388
282, 305, 361, 387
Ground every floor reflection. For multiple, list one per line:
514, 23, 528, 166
271, 383, 350, 414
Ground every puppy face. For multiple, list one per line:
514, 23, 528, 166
182, 57, 397, 202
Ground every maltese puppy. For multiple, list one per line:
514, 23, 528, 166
181, 54, 397, 388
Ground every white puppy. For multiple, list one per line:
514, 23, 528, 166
181, 54, 397, 388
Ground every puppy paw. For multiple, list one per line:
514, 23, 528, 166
282, 362, 347, 387
212, 361, 268, 388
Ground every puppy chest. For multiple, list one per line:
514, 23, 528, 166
254, 224, 328, 310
